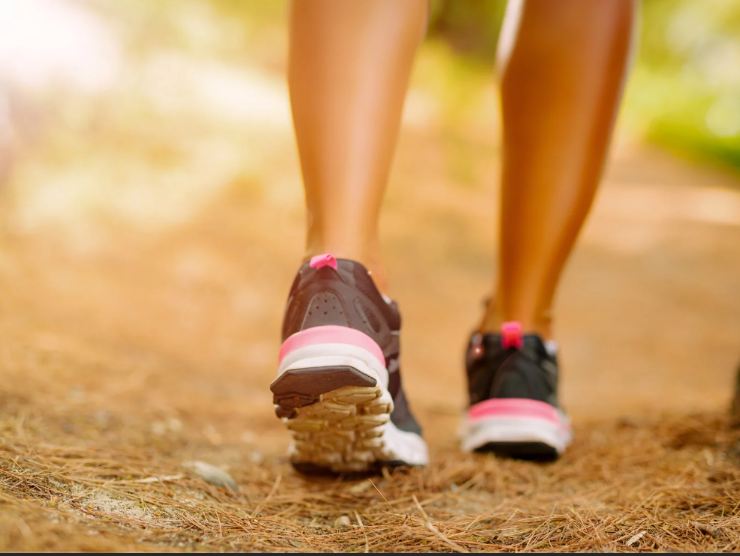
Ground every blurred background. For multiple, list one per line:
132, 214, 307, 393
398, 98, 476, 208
0, 0, 738, 429
1, 2, 739, 551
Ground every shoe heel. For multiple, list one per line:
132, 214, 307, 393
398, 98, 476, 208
271, 327, 398, 473
272, 325, 389, 416
272, 325, 429, 473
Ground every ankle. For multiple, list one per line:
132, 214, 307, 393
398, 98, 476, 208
478, 303, 553, 339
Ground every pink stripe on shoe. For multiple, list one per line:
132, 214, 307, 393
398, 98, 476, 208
279, 325, 385, 367
468, 398, 561, 425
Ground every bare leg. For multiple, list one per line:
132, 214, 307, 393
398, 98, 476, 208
482, 0, 636, 337
288, 0, 427, 288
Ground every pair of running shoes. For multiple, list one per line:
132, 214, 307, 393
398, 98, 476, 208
271, 254, 571, 473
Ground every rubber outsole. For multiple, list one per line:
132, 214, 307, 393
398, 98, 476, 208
474, 441, 559, 462
271, 366, 424, 473
291, 459, 409, 477
271, 365, 376, 418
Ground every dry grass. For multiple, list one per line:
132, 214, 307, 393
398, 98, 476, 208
1, 4, 739, 547
0, 145, 738, 550
1, 401, 738, 552
0, 217, 738, 552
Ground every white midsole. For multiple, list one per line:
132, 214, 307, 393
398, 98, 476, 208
380, 417, 429, 466
277, 342, 389, 390
460, 414, 572, 454
277, 342, 428, 467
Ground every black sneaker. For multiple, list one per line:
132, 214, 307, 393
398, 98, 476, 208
460, 321, 572, 460
271, 253, 428, 473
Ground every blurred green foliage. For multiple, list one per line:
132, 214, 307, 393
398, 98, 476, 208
625, 0, 740, 170
427, 0, 740, 171
428, 0, 507, 59
174, 0, 740, 172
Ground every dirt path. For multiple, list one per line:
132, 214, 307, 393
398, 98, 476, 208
0, 3, 737, 550
0, 131, 738, 551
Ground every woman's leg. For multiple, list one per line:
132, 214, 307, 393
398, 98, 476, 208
482, 0, 636, 337
288, 0, 427, 288
279, 3, 430, 473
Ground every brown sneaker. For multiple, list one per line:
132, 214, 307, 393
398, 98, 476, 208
271, 253, 428, 473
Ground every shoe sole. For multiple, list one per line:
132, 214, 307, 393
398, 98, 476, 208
460, 398, 572, 460
474, 441, 559, 462
272, 326, 428, 473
